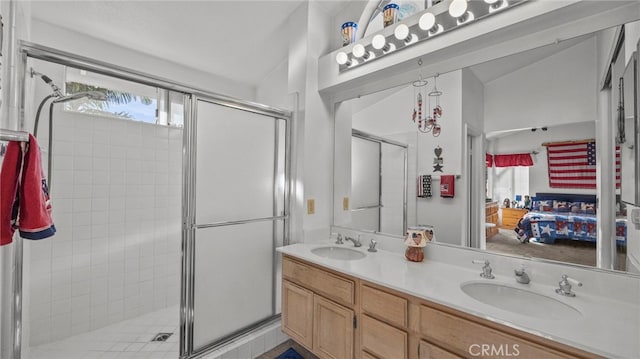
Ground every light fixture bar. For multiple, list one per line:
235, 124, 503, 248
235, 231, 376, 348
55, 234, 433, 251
336, 0, 527, 71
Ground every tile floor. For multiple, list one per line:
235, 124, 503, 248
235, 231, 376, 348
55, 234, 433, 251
26, 306, 179, 359
25, 305, 290, 359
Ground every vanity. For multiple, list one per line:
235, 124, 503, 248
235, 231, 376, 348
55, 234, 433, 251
277, 238, 639, 359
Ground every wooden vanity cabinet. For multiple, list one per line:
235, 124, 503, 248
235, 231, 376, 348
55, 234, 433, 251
360, 283, 408, 359
281, 255, 601, 359
282, 256, 357, 359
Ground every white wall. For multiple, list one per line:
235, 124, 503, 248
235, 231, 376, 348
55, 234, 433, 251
622, 20, 640, 273
30, 20, 255, 101
350, 70, 467, 245
626, 204, 640, 274
285, 2, 336, 242
484, 37, 598, 133
491, 122, 597, 196
461, 68, 485, 247
256, 59, 289, 110
625, 20, 640, 66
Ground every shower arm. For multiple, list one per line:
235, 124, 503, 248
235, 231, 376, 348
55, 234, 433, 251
33, 94, 56, 138
48, 102, 55, 194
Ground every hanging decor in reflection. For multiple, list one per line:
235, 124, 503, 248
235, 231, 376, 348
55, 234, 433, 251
412, 72, 443, 136
433, 146, 444, 172
411, 72, 428, 131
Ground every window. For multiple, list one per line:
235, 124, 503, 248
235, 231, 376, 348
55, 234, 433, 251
64, 67, 183, 127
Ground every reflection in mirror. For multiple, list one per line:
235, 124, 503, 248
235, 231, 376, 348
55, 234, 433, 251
334, 20, 640, 274
350, 130, 408, 235
620, 51, 638, 206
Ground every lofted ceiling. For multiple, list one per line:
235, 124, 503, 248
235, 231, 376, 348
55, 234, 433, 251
30, 0, 350, 87
469, 33, 594, 84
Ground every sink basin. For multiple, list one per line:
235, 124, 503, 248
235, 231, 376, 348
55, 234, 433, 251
311, 246, 366, 260
460, 282, 582, 320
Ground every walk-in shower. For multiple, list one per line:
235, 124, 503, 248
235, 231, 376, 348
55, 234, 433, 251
1, 42, 292, 359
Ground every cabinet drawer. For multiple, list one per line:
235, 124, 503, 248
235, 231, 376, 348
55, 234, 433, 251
283, 257, 355, 306
361, 314, 407, 359
361, 284, 407, 328
419, 305, 571, 358
419, 340, 462, 359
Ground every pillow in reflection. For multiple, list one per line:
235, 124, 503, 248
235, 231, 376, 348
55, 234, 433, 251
582, 202, 596, 214
569, 202, 582, 213
553, 200, 570, 212
538, 200, 553, 212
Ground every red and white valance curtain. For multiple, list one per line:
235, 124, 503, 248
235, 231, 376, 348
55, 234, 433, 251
485, 153, 533, 167
543, 139, 620, 189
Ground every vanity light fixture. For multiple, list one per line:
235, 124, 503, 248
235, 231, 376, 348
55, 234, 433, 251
352, 43, 372, 60
485, 0, 508, 12
394, 24, 417, 45
449, 0, 474, 25
418, 12, 443, 36
372, 34, 395, 53
333, 0, 526, 72
335, 51, 352, 66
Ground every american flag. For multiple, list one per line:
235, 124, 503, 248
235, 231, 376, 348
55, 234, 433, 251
546, 141, 620, 189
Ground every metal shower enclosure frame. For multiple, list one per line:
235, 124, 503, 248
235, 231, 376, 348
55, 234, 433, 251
3, 41, 293, 359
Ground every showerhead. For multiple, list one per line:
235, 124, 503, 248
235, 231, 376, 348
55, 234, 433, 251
31, 68, 64, 97
53, 91, 108, 103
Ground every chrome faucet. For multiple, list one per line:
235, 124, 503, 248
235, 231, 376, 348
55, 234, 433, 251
368, 239, 378, 252
472, 260, 495, 279
514, 265, 530, 284
345, 236, 362, 247
555, 274, 582, 297
335, 233, 344, 245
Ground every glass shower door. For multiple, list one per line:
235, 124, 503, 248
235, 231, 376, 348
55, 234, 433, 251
351, 136, 381, 231
185, 98, 287, 355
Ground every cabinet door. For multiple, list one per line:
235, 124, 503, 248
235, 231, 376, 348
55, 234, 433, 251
361, 314, 407, 359
282, 281, 313, 350
419, 340, 462, 359
313, 295, 354, 359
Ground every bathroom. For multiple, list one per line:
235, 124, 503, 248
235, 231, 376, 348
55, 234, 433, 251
0, 1, 639, 359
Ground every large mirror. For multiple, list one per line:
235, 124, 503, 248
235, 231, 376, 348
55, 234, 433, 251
333, 17, 640, 274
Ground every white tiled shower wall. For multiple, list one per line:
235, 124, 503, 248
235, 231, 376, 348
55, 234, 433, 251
26, 111, 182, 346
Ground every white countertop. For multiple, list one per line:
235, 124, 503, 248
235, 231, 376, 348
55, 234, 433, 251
277, 242, 640, 358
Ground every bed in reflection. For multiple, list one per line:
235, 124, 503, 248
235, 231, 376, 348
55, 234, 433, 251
514, 193, 627, 246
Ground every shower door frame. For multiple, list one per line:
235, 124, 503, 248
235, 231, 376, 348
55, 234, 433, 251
10, 42, 292, 359
351, 128, 408, 235
181, 95, 292, 358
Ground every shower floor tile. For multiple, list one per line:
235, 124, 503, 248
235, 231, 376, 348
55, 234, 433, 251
26, 305, 179, 359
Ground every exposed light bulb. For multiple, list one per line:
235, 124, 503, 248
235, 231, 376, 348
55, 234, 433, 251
394, 24, 417, 44
449, 0, 474, 24
418, 12, 443, 36
372, 34, 385, 50
394, 24, 409, 41
371, 34, 394, 53
448, 0, 468, 18
352, 44, 371, 60
335, 52, 351, 66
